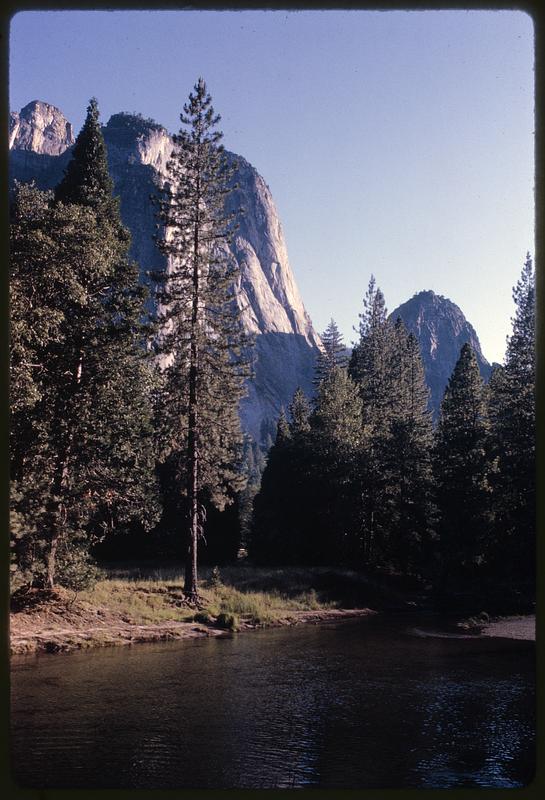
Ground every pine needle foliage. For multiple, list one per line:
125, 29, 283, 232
153, 78, 252, 602
10, 99, 159, 590
314, 318, 348, 389
488, 253, 535, 585
434, 343, 492, 591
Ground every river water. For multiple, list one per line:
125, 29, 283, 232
10, 613, 535, 789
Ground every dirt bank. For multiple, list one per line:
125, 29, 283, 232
10, 589, 376, 656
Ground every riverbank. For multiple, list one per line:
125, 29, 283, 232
10, 565, 381, 655
11, 564, 535, 655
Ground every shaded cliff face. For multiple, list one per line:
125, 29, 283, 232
390, 290, 492, 417
9, 101, 320, 442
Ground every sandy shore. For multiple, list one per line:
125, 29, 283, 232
10, 603, 376, 656
480, 614, 535, 641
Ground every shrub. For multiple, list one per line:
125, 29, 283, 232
55, 544, 104, 592
215, 612, 238, 631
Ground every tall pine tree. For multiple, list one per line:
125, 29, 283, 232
386, 324, 436, 575
10, 99, 159, 589
154, 79, 251, 602
349, 276, 397, 564
434, 343, 491, 595
488, 253, 535, 589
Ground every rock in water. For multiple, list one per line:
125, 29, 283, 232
9, 102, 321, 443
390, 290, 492, 418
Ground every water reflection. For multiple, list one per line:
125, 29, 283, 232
11, 615, 535, 789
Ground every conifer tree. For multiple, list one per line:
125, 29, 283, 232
349, 276, 396, 435
314, 318, 348, 389
288, 387, 312, 434
55, 97, 119, 224
10, 99, 159, 589
310, 367, 364, 560
154, 79, 251, 602
386, 327, 436, 574
250, 410, 294, 563
434, 343, 491, 592
349, 276, 397, 564
488, 254, 535, 586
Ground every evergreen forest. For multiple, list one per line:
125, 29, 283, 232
9, 84, 536, 614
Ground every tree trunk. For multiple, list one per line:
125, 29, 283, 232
184, 207, 201, 604
44, 346, 83, 588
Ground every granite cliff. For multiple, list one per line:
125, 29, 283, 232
9, 101, 321, 442
390, 290, 492, 417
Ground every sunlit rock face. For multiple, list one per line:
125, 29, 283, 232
10, 100, 74, 155
9, 102, 321, 443
390, 290, 492, 418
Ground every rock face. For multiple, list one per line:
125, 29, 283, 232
9, 101, 320, 443
9, 101, 74, 155
390, 290, 492, 417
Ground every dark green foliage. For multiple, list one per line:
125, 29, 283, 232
309, 367, 365, 562
488, 254, 535, 586
348, 277, 398, 565
251, 376, 364, 565
154, 78, 251, 599
238, 436, 267, 551
250, 407, 309, 564
55, 97, 120, 226
10, 99, 160, 590
215, 611, 238, 630
434, 343, 492, 592
288, 387, 312, 434
349, 275, 397, 438
384, 324, 436, 574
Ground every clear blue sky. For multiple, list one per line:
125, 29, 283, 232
10, 9, 534, 363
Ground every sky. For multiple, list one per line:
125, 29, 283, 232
9, 9, 535, 364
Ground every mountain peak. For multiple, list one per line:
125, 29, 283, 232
9, 98, 321, 442
390, 291, 491, 417
10, 100, 74, 155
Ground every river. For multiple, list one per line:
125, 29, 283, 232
10, 613, 535, 789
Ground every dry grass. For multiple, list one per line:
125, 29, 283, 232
79, 565, 336, 628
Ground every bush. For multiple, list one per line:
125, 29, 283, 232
215, 612, 238, 631
55, 544, 104, 592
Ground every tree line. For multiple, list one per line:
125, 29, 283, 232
10, 81, 535, 609
251, 265, 535, 607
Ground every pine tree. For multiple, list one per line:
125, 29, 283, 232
314, 318, 348, 389
55, 97, 119, 224
249, 410, 293, 563
348, 276, 397, 564
250, 392, 316, 565
386, 327, 436, 575
310, 367, 364, 561
154, 79, 251, 603
10, 99, 160, 590
349, 276, 396, 435
288, 387, 312, 434
434, 343, 491, 593
488, 254, 535, 587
